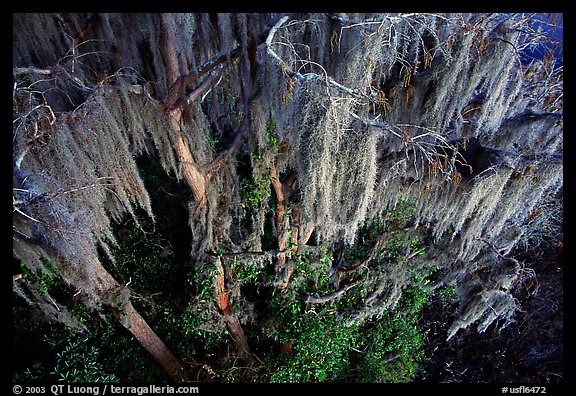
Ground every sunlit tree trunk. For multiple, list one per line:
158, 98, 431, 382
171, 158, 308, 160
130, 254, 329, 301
159, 13, 252, 359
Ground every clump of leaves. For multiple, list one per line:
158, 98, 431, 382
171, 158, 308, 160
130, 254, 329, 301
354, 286, 431, 382
49, 334, 120, 382
14, 326, 121, 383
240, 175, 272, 209
385, 196, 416, 231
265, 117, 278, 148
266, 288, 359, 382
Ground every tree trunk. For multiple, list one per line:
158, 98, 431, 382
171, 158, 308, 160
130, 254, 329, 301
89, 257, 187, 381
119, 301, 187, 381
159, 14, 252, 361
271, 163, 300, 290
160, 13, 208, 207
213, 257, 253, 360
168, 108, 208, 207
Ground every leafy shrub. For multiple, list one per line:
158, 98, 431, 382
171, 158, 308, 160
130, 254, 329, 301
354, 287, 430, 382
14, 327, 120, 383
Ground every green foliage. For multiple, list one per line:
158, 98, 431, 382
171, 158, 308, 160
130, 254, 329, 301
250, 151, 262, 163
96, 321, 164, 382
354, 286, 431, 382
172, 305, 226, 351
265, 280, 358, 382
20, 258, 65, 297
240, 174, 272, 209
292, 247, 333, 295
14, 362, 45, 382
264, 278, 431, 382
259, 195, 430, 382
174, 262, 227, 347
14, 326, 120, 383
231, 260, 266, 286
263, 237, 431, 382
356, 315, 426, 382
385, 196, 416, 231
265, 117, 278, 148
49, 334, 120, 382
435, 285, 457, 303
377, 235, 405, 260
269, 313, 359, 382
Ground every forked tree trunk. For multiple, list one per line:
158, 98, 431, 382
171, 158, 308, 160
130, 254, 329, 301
159, 13, 252, 360
168, 108, 208, 207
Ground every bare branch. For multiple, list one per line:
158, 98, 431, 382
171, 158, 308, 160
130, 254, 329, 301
265, 16, 371, 101
13, 67, 54, 76
13, 205, 47, 226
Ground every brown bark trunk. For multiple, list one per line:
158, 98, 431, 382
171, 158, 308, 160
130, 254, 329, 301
270, 163, 300, 290
270, 162, 285, 235
119, 302, 187, 381
213, 258, 253, 360
160, 14, 208, 208
159, 14, 251, 364
88, 256, 187, 381
169, 109, 208, 207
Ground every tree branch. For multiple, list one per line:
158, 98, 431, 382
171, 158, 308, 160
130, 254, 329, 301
207, 249, 290, 258
264, 16, 370, 100
172, 68, 224, 111
165, 48, 241, 109
303, 274, 367, 304
13, 67, 55, 76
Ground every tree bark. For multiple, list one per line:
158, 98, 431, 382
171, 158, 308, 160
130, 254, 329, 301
159, 13, 252, 360
270, 162, 300, 290
213, 257, 253, 360
168, 108, 208, 207
87, 256, 187, 381
160, 14, 208, 208
119, 301, 187, 381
